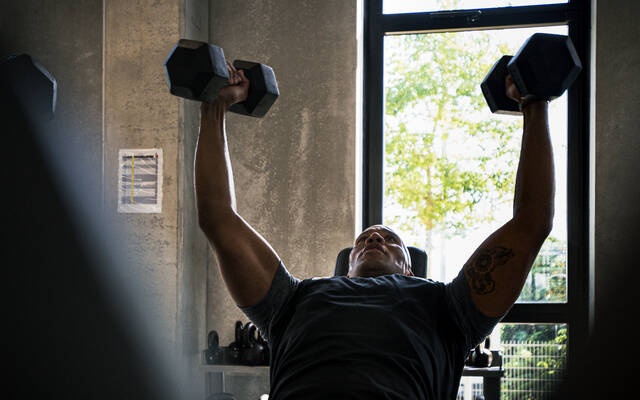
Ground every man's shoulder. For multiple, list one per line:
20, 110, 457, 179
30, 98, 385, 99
390, 273, 444, 287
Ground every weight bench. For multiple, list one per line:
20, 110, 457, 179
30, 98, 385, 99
333, 245, 428, 278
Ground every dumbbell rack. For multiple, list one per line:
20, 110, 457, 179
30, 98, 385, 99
200, 356, 503, 400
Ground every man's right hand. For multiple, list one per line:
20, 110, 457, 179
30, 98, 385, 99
200, 61, 249, 124
217, 61, 249, 107
505, 74, 521, 103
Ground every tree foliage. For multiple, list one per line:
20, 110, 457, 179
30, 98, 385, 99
501, 325, 567, 399
384, 10, 522, 238
518, 236, 567, 302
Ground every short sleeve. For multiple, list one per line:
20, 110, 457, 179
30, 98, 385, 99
444, 268, 503, 350
239, 261, 300, 341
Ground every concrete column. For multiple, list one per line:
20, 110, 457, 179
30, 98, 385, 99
177, 0, 212, 397
103, 0, 210, 397
103, 1, 180, 350
592, 1, 640, 326
208, 0, 358, 397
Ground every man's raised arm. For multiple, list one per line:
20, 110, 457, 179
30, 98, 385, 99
195, 64, 280, 308
462, 76, 555, 318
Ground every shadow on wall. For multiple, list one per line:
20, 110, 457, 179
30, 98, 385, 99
551, 244, 639, 398
1, 48, 192, 399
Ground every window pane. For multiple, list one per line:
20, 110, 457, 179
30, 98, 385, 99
458, 323, 567, 399
382, 25, 568, 303
500, 323, 568, 398
384, 0, 568, 14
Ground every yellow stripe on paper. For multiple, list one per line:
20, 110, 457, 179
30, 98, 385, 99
131, 155, 135, 204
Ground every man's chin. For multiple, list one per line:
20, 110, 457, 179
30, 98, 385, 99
351, 262, 396, 278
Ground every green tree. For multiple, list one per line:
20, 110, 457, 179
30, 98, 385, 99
501, 325, 567, 400
384, 24, 522, 247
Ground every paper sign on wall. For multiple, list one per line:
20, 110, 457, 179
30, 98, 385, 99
118, 149, 163, 213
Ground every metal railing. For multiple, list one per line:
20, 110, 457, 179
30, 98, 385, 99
457, 341, 566, 400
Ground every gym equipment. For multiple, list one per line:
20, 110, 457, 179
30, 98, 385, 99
481, 33, 582, 115
256, 327, 270, 365
473, 337, 493, 368
334, 246, 428, 278
0, 54, 57, 120
164, 39, 279, 117
204, 330, 224, 364
222, 321, 243, 364
240, 322, 265, 366
203, 321, 270, 366
464, 347, 477, 367
465, 337, 495, 368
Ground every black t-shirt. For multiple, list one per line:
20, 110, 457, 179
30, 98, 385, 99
241, 262, 501, 400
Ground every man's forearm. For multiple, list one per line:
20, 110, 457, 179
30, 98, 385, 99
512, 101, 555, 232
195, 100, 237, 227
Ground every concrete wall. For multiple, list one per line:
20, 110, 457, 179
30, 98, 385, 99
207, 0, 358, 396
207, 0, 357, 349
102, 0, 209, 396
103, 0, 181, 355
592, 1, 640, 324
177, 0, 212, 394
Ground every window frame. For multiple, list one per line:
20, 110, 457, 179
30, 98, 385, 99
362, 0, 591, 368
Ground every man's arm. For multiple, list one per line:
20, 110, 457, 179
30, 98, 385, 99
462, 77, 554, 318
195, 65, 280, 308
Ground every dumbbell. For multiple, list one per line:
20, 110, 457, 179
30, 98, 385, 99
481, 33, 582, 115
257, 330, 270, 365
240, 322, 265, 366
203, 330, 224, 364
0, 54, 57, 120
465, 337, 493, 368
164, 39, 279, 117
474, 337, 493, 368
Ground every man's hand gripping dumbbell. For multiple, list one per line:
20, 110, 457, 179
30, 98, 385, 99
164, 39, 279, 117
481, 33, 582, 115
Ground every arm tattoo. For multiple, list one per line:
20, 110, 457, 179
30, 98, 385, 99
464, 246, 515, 295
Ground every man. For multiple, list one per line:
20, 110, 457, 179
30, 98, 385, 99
196, 63, 553, 399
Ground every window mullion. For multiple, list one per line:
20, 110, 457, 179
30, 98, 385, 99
378, 3, 570, 35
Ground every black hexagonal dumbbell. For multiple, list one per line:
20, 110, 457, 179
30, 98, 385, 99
164, 39, 279, 118
0, 54, 57, 120
481, 33, 582, 115
203, 330, 224, 364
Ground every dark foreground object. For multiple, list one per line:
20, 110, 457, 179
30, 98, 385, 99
2, 54, 174, 399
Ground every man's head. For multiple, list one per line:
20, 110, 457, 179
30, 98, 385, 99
347, 224, 414, 278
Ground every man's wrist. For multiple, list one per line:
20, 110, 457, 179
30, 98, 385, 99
520, 98, 549, 114
212, 98, 231, 111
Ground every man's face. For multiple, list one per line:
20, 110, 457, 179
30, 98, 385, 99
348, 225, 413, 278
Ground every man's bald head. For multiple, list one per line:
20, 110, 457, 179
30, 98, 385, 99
347, 225, 413, 278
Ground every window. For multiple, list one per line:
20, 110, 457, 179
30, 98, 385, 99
383, 0, 568, 15
363, 0, 590, 396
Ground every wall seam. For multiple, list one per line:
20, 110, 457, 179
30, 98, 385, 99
101, 0, 106, 217
175, 0, 186, 361
204, 0, 211, 339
